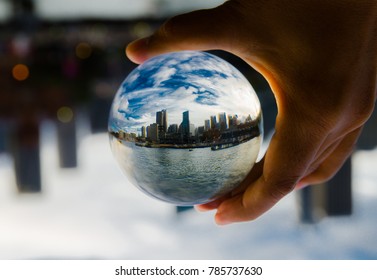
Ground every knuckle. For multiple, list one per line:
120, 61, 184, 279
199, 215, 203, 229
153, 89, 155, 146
318, 167, 338, 182
351, 98, 375, 127
307, 165, 341, 185
159, 16, 179, 38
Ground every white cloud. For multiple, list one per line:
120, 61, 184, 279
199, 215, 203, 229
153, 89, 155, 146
152, 66, 176, 86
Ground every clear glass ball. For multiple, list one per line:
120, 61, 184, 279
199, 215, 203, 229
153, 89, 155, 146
108, 51, 263, 205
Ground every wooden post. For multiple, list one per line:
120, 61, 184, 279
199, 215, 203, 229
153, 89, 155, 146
57, 116, 77, 168
12, 115, 41, 193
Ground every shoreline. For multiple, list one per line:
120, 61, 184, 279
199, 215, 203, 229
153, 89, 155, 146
110, 132, 260, 150
134, 142, 212, 149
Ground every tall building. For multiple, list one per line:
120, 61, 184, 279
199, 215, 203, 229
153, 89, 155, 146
156, 109, 167, 136
196, 126, 205, 138
190, 123, 196, 135
204, 119, 210, 131
228, 115, 238, 129
147, 123, 159, 142
210, 115, 217, 129
168, 124, 178, 134
141, 126, 146, 138
181, 110, 190, 141
219, 112, 228, 131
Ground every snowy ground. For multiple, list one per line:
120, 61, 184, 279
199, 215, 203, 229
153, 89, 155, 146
0, 121, 376, 260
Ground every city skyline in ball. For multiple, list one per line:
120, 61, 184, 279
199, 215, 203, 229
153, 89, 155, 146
109, 51, 261, 134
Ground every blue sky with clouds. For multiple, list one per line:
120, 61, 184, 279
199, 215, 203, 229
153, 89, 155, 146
109, 51, 261, 133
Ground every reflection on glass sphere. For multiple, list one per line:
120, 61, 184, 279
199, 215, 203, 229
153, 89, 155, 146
108, 51, 263, 205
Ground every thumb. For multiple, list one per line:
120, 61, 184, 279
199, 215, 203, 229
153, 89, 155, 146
126, 2, 241, 64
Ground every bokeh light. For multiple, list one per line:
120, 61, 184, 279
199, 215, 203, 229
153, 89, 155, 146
132, 22, 152, 38
57, 106, 74, 123
75, 42, 92, 59
12, 64, 30, 81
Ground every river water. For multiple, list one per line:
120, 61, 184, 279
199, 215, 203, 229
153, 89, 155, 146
110, 135, 261, 205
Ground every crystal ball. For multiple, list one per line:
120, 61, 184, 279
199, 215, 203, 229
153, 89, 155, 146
108, 51, 263, 205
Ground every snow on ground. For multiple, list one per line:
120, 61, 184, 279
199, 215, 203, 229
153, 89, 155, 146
0, 122, 376, 260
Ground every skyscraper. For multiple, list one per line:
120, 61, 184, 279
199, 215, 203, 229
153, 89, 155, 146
210, 115, 217, 129
168, 124, 178, 134
219, 112, 228, 131
204, 119, 210, 131
141, 126, 146, 138
147, 123, 159, 142
228, 115, 238, 129
181, 110, 190, 141
156, 109, 167, 136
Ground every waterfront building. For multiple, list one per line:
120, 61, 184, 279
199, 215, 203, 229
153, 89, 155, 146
196, 126, 205, 138
147, 123, 159, 142
141, 126, 146, 138
190, 123, 195, 136
204, 119, 210, 131
228, 115, 238, 129
210, 115, 217, 129
181, 111, 190, 141
156, 109, 167, 133
168, 124, 178, 134
219, 112, 228, 131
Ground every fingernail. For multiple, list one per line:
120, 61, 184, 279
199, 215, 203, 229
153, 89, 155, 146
194, 205, 209, 212
296, 182, 309, 189
194, 200, 222, 212
126, 37, 151, 63
215, 212, 232, 226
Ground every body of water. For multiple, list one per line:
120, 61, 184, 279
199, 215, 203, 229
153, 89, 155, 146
110, 135, 261, 205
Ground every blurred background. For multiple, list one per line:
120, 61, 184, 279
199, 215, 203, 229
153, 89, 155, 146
0, 0, 376, 259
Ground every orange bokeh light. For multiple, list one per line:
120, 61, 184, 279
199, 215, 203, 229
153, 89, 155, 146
12, 64, 30, 81
75, 42, 92, 59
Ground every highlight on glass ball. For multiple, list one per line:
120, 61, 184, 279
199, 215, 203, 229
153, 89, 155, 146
108, 51, 263, 205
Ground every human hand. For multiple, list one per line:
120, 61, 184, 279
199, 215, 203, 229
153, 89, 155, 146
126, 0, 377, 224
